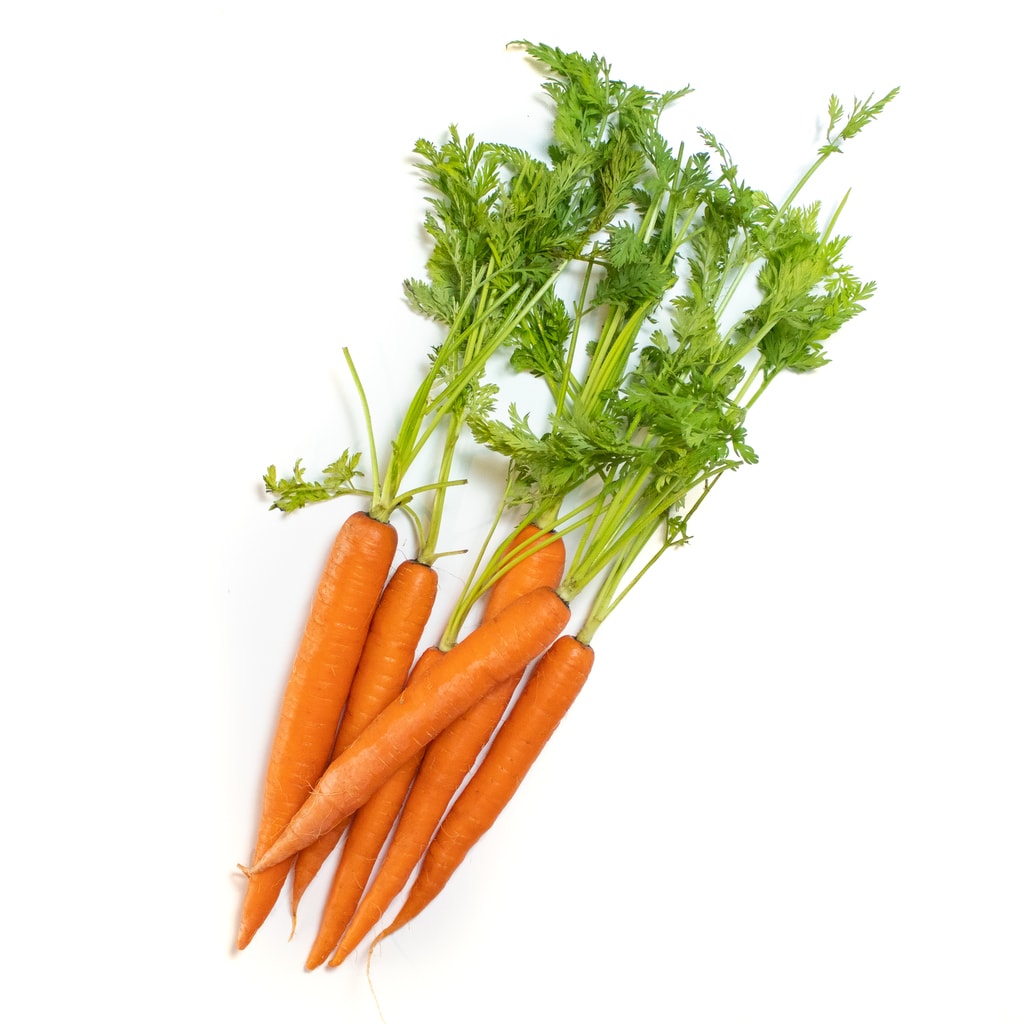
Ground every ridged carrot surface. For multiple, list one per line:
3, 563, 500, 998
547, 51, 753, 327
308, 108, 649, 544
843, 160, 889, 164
288, 559, 438, 922
248, 585, 570, 874
375, 634, 594, 945
236, 511, 397, 949
330, 525, 565, 965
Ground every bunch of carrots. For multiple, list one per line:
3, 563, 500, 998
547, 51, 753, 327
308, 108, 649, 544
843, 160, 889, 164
236, 41, 897, 970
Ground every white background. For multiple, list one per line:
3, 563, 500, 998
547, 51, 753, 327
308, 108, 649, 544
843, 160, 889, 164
2, 2, 1021, 1021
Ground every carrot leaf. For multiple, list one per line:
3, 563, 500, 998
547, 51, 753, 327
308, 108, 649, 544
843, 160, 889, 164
264, 454, 364, 513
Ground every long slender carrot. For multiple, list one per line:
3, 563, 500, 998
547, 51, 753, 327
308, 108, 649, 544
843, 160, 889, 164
329, 524, 565, 965
247, 585, 571, 874
372, 633, 594, 947
237, 510, 397, 949
304, 647, 442, 969
288, 558, 439, 922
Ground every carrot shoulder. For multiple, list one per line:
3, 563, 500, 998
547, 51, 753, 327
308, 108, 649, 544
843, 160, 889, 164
289, 559, 438, 921
375, 633, 594, 944
236, 510, 397, 950
248, 585, 571, 874
482, 525, 567, 620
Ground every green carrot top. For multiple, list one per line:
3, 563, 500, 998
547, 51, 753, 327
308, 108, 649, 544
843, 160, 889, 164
445, 66, 897, 644
262, 41, 697, 565
258, 40, 895, 624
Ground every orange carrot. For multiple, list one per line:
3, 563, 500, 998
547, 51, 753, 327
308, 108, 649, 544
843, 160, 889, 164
329, 524, 565, 965
372, 633, 594, 946
304, 647, 442, 968
288, 559, 439, 923
248, 585, 571, 874
236, 510, 397, 950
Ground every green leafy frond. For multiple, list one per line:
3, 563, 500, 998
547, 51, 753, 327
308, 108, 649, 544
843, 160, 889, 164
818, 87, 900, 156
263, 453, 363, 513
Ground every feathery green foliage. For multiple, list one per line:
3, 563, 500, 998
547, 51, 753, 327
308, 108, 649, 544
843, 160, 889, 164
264, 41, 895, 629
454, 51, 896, 640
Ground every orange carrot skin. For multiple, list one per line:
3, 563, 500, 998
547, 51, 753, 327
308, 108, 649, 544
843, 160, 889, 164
249, 586, 571, 874
307, 757, 424, 969
289, 559, 438, 920
328, 680, 519, 965
305, 646, 443, 968
483, 524, 566, 620
237, 511, 397, 950
377, 634, 594, 944
329, 525, 565, 965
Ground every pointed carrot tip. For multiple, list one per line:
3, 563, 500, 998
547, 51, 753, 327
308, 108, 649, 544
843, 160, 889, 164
305, 949, 330, 971
327, 943, 351, 969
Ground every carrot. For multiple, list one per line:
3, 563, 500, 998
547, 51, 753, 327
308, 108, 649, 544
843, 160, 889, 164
240, 39, 895, 971
304, 647, 442, 969
247, 585, 571, 874
288, 558, 439, 923
372, 634, 594, 947
328, 524, 565, 965
236, 510, 397, 950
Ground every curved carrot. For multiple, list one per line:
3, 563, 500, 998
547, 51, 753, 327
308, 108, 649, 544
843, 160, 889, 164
236, 511, 397, 950
373, 633, 594, 946
248, 585, 571, 874
289, 559, 439, 923
329, 525, 565, 965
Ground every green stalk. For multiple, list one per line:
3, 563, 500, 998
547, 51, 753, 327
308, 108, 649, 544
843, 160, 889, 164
417, 411, 467, 566
555, 252, 596, 418
576, 520, 665, 645
342, 347, 381, 514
